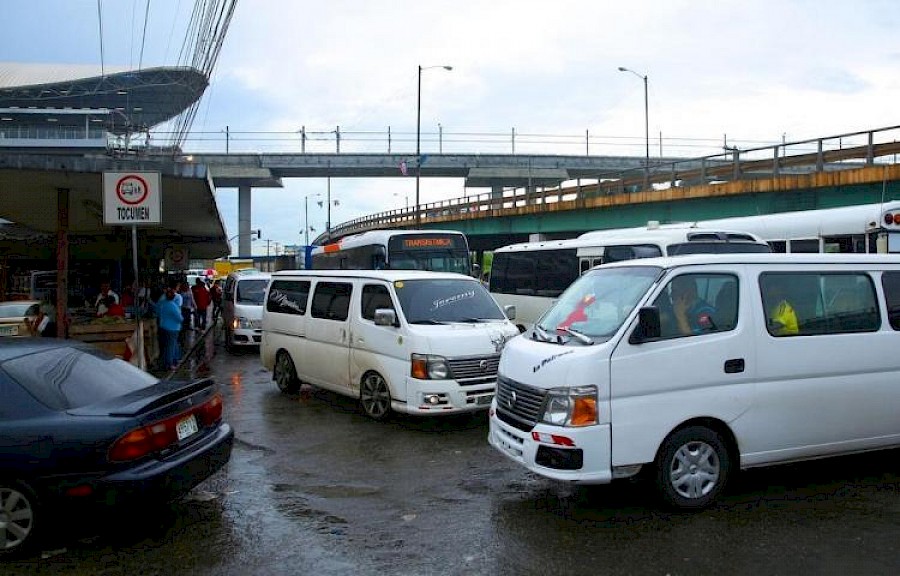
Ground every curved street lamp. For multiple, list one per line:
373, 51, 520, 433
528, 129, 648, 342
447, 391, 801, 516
416, 64, 453, 228
617, 66, 649, 190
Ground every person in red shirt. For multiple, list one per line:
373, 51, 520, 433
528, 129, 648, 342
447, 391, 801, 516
191, 277, 211, 331
104, 296, 126, 318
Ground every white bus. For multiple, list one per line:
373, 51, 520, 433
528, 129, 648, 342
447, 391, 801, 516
489, 226, 770, 331
692, 201, 900, 254
311, 229, 472, 275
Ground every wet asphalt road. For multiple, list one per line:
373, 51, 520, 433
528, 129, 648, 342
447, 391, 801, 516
6, 329, 900, 575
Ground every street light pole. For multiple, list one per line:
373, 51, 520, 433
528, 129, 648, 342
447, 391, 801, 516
618, 66, 649, 190
415, 64, 452, 228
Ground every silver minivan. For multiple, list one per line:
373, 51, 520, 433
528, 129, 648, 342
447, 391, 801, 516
222, 270, 270, 351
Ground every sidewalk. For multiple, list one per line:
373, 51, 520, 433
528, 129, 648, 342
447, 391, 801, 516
149, 319, 219, 381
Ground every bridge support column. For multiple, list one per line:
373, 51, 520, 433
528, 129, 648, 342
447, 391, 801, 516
238, 185, 252, 257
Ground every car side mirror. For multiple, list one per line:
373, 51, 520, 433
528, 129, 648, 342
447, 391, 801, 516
504, 305, 516, 321
374, 308, 398, 327
629, 306, 661, 344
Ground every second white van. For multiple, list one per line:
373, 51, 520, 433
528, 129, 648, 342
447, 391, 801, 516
260, 270, 520, 419
222, 271, 271, 351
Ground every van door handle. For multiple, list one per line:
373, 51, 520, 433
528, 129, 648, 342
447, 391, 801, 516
724, 358, 745, 373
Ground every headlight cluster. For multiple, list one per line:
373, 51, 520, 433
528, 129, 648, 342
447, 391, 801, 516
540, 386, 598, 427
236, 316, 253, 329
411, 354, 450, 380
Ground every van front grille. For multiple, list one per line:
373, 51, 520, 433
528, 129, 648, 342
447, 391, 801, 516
495, 375, 546, 430
448, 355, 500, 383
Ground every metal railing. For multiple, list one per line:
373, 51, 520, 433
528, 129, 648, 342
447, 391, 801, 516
324, 125, 900, 240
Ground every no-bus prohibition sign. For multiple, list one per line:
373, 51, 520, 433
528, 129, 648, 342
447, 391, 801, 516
103, 171, 161, 225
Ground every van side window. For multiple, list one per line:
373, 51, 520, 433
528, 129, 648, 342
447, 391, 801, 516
361, 284, 394, 321
311, 282, 352, 321
653, 274, 737, 339
760, 272, 879, 336
883, 272, 900, 330
266, 280, 310, 315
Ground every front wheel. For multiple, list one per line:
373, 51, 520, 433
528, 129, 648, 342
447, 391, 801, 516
359, 372, 391, 421
654, 426, 731, 510
0, 482, 39, 557
274, 351, 300, 394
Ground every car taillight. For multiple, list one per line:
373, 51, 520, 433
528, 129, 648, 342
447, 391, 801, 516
108, 393, 224, 462
197, 393, 224, 425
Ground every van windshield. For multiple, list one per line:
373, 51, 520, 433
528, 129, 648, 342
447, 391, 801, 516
536, 266, 662, 341
394, 279, 506, 324
237, 279, 268, 305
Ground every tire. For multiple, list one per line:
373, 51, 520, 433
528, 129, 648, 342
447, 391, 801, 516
274, 351, 300, 394
0, 481, 40, 557
359, 372, 391, 421
654, 426, 731, 510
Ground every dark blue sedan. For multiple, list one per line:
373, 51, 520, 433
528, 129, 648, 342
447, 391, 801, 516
0, 339, 233, 556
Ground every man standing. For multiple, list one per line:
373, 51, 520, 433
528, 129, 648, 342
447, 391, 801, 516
210, 279, 223, 325
157, 282, 183, 371
192, 277, 211, 331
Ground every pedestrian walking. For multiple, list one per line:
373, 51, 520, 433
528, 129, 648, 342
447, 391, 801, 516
192, 277, 211, 331
179, 281, 196, 331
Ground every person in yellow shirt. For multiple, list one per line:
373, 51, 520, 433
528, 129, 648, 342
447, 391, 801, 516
766, 279, 799, 336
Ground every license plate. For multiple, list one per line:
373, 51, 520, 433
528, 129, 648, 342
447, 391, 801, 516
477, 394, 493, 405
0, 325, 19, 337
176, 414, 199, 441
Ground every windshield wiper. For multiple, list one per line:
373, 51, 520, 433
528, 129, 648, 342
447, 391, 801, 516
455, 317, 495, 323
410, 319, 447, 325
557, 326, 594, 345
533, 324, 553, 342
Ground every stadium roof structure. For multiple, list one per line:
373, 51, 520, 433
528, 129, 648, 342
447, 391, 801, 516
0, 62, 208, 134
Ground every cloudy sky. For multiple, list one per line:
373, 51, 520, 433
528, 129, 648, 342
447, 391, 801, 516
5, 0, 900, 253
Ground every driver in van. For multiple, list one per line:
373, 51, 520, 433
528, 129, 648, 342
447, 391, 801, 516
670, 276, 717, 336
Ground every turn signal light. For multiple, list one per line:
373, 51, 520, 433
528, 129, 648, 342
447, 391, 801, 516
571, 397, 598, 426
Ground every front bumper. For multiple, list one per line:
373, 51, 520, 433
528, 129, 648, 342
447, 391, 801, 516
396, 377, 496, 415
488, 407, 613, 484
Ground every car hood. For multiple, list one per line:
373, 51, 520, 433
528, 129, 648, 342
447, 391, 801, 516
407, 321, 520, 356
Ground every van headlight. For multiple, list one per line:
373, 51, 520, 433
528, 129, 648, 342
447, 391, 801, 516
540, 386, 598, 427
411, 354, 450, 380
236, 316, 253, 329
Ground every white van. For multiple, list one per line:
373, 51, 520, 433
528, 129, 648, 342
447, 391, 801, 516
222, 271, 271, 351
260, 270, 520, 419
488, 253, 900, 509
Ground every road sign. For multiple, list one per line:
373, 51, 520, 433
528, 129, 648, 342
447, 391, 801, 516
103, 172, 161, 225
165, 246, 190, 271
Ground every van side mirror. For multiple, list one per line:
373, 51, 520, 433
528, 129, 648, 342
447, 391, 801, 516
629, 306, 661, 344
503, 305, 516, 321
374, 308, 398, 327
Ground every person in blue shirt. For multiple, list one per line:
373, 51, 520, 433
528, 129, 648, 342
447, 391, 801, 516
157, 282, 184, 370
671, 276, 717, 335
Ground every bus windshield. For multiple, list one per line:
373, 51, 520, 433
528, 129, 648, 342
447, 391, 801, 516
536, 266, 661, 341
387, 234, 470, 274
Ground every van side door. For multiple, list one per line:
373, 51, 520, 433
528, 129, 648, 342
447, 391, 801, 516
610, 269, 756, 468
305, 280, 353, 391
349, 283, 406, 397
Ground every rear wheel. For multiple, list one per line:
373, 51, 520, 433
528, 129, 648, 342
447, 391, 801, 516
360, 372, 391, 421
654, 426, 731, 510
274, 351, 300, 394
0, 482, 39, 557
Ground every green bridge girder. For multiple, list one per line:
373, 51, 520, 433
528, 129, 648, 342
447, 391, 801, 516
417, 168, 900, 252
